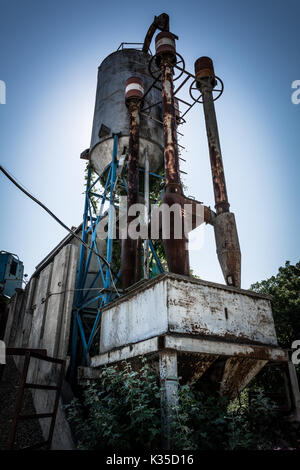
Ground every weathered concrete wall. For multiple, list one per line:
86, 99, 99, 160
4, 243, 78, 450
99, 273, 278, 353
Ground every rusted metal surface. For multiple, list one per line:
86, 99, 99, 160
98, 274, 279, 354
160, 60, 180, 188
166, 278, 277, 345
91, 336, 160, 368
149, 197, 206, 242
213, 212, 241, 288
143, 148, 150, 279
156, 38, 190, 275
194, 57, 229, 215
195, 56, 216, 81
194, 56, 241, 287
142, 13, 170, 53
178, 352, 219, 384
174, 97, 180, 124
165, 335, 287, 362
121, 89, 142, 289
183, 197, 215, 229
220, 356, 267, 399
160, 190, 190, 275
155, 31, 176, 57
125, 76, 144, 102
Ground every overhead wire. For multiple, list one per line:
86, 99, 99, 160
0, 165, 121, 296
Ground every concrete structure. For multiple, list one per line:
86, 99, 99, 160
4, 243, 78, 449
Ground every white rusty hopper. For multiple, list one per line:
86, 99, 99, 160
89, 273, 286, 398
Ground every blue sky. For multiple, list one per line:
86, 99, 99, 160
0, 0, 299, 288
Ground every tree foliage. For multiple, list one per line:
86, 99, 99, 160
250, 261, 300, 349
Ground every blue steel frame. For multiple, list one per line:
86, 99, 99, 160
70, 134, 164, 377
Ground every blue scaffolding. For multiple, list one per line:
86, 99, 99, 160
70, 134, 164, 377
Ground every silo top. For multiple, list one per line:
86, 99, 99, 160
89, 48, 164, 174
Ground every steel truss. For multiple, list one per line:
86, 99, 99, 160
70, 134, 164, 377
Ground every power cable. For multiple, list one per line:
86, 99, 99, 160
0, 165, 120, 295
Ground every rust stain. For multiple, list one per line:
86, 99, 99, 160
220, 356, 267, 399
207, 128, 229, 214
121, 99, 142, 289
158, 56, 190, 275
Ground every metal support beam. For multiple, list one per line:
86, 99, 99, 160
69, 135, 120, 380
159, 350, 178, 449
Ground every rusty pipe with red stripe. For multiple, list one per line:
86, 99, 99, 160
155, 32, 190, 276
121, 77, 143, 289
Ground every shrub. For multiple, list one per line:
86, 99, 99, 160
66, 360, 161, 450
66, 360, 299, 450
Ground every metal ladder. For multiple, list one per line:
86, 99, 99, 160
5, 348, 65, 450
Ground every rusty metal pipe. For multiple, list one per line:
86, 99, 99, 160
142, 13, 170, 53
155, 33, 190, 276
195, 57, 241, 287
121, 78, 143, 289
161, 60, 182, 191
195, 57, 229, 215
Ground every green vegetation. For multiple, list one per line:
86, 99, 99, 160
66, 360, 299, 450
251, 261, 300, 349
250, 260, 300, 390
